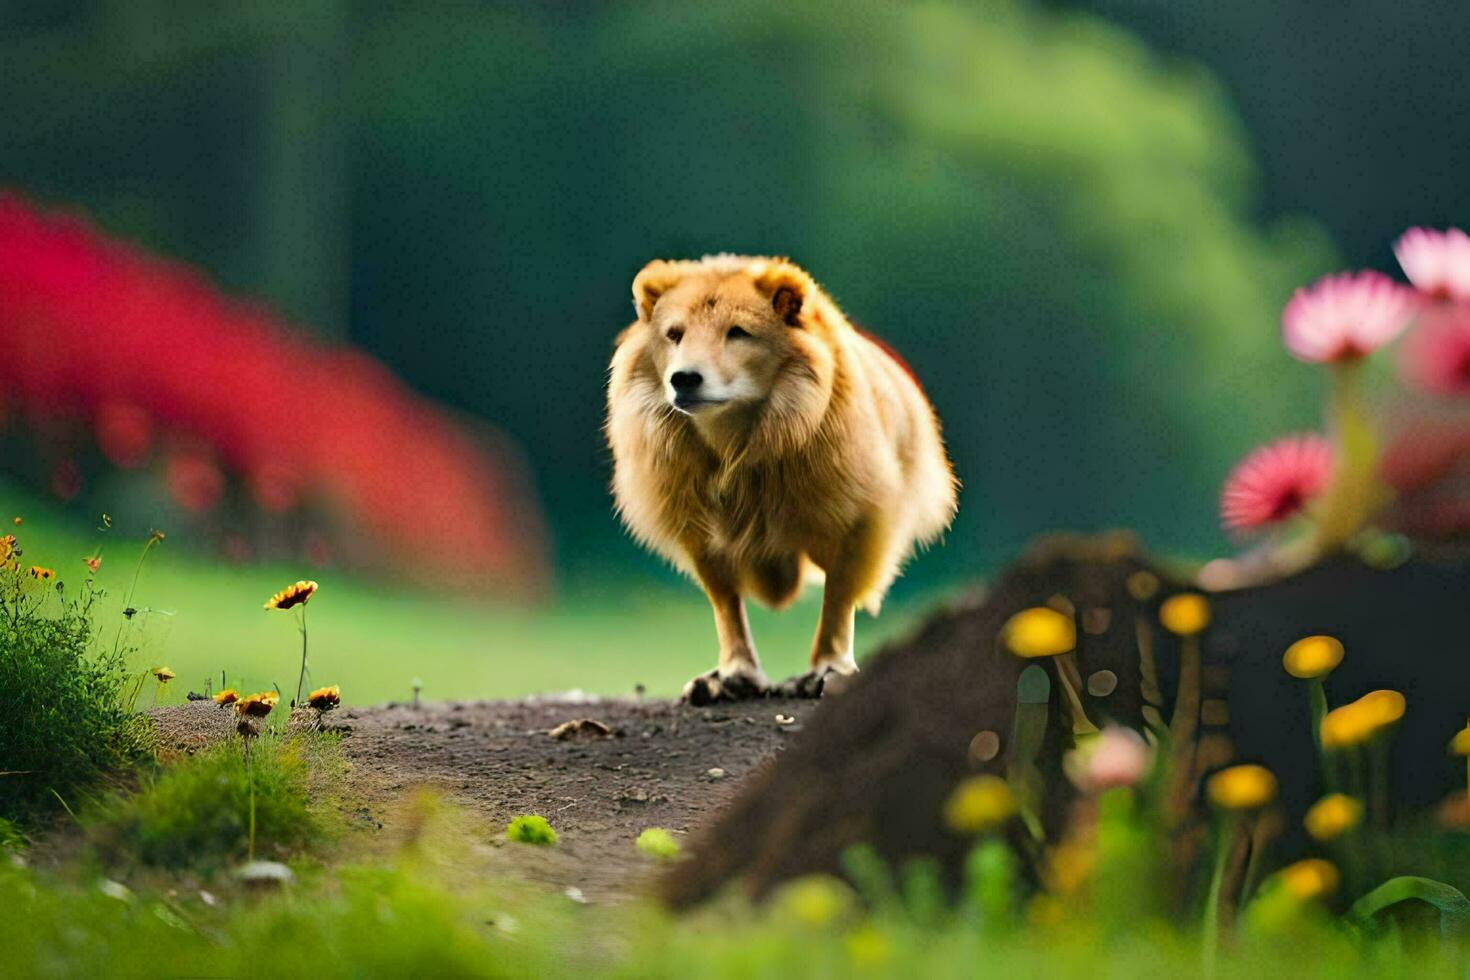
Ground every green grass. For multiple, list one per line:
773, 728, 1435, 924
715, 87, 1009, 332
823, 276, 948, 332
0, 484, 931, 705
87, 733, 343, 870
4, 804, 1465, 979
0, 551, 153, 822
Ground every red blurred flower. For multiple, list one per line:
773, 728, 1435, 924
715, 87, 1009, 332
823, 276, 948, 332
1282, 271, 1419, 363
50, 458, 82, 501
94, 400, 153, 468
164, 450, 225, 513
0, 194, 547, 595
1395, 227, 1470, 302
1399, 305, 1470, 396
1221, 434, 1334, 531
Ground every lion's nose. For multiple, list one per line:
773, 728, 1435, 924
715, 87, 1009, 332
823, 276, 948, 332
670, 370, 704, 392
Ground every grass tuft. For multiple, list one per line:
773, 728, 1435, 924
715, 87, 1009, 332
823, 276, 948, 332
635, 827, 680, 860
0, 566, 152, 823
88, 733, 341, 869
506, 814, 557, 846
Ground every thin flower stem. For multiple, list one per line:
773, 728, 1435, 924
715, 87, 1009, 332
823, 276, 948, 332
1308, 679, 1335, 792
1055, 653, 1098, 736
293, 605, 309, 708
1202, 816, 1234, 979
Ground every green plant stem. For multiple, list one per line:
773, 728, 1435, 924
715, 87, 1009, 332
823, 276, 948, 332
1307, 679, 1334, 792
293, 606, 309, 709
1202, 816, 1234, 979
1349, 876, 1470, 940
1314, 362, 1380, 554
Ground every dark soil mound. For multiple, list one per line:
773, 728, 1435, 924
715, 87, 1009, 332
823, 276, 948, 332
660, 534, 1470, 907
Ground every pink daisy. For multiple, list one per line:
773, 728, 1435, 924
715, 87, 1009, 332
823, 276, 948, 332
1399, 305, 1470, 396
1394, 227, 1470, 302
1221, 434, 1334, 531
1282, 271, 1419, 363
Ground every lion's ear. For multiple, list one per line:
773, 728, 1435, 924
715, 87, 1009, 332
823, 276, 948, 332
750, 259, 813, 327
632, 260, 686, 321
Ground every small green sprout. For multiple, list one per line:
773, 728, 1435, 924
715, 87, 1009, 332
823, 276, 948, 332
506, 814, 557, 846
635, 827, 680, 861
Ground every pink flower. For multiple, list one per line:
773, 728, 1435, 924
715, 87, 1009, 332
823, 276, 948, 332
1399, 305, 1470, 396
1221, 434, 1334, 531
1282, 271, 1419, 363
1395, 227, 1470, 302
1065, 726, 1149, 793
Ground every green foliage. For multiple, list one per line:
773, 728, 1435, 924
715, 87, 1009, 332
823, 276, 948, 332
506, 814, 557, 846
0, 564, 152, 823
89, 733, 339, 869
635, 827, 680, 861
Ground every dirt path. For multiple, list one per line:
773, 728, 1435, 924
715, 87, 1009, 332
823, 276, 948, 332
154, 694, 819, 901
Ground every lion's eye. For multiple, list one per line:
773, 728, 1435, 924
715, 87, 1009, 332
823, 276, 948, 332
727, 325, 751, 341
667, 327, 684, 344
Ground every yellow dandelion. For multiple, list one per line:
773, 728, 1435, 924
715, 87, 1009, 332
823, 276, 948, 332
150, 666, 176, 683
1321, 690, 1406, 750
213, 688, 240, 706
307, 685, 341, 711
1450, 724, 1470, 757
1275, 859, 1340, 902
236, 691, 279, 718
775, 876, 851, 930
11, 516, 21, 526
1159, 593, 1211, 636
943, 774, 1017, 834
1359, 689, 1406, 727
29, 566, 55, 581
1206, 763, 1277, 811
1000, 607, 1076, 659
1304, 794, 1362, 842
1282, 635, 1344, 679
0, 534, 15, 564
844, 924, 891, 967
264, 579, 318, 610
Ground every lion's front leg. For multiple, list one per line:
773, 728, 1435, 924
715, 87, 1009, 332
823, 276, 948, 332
681, 551, 770, 706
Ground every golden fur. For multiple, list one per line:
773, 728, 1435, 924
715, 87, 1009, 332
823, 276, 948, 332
606, 255, 957, 697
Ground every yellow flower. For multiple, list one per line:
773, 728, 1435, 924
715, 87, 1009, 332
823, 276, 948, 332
213, 688, 240, 706
1359, 689, 1406, 727
1001, 607, 1075, 659
1450, 724, 1470, 757
943, 774, 1017, 833
236, 691, 279, 718
775, 876, 851, 929
307, 685, 341, 711
1206, 764, 1277, 811
1304, 794, 1362, 842
264, 579, 318, 610
150, 666, 176, 683
0, 534, 15, 564
1275, 859, 1340, 902
1282, 635, 1344, 679
83, 555, 102, 574
29, 566, 55, 581
1321, 690, 1406, 750
1159, 593, 1210, 636
844, 924, 890, 967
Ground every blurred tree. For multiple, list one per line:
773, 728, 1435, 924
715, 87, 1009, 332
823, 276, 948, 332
1, 0, 1347, 589
347, 0, 1332, 584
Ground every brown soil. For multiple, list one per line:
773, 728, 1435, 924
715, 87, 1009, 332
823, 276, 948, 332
152, 694, 820, 901
660, 535, 1470, 908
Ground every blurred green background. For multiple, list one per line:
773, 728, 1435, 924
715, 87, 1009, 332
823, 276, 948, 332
2, 0, 1464, 698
